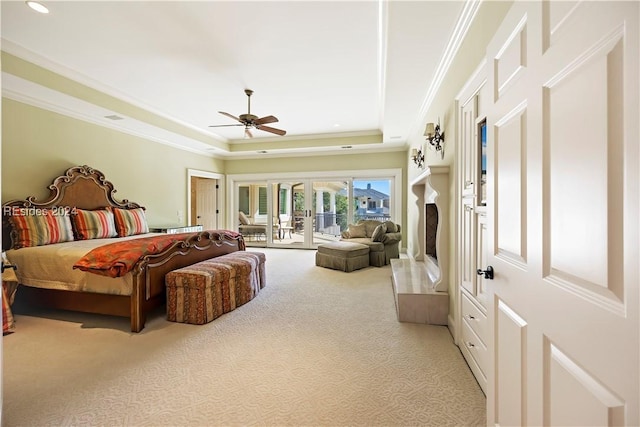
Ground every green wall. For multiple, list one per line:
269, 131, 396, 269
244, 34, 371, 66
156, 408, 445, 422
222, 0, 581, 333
1, 98, 223, 226
226, 151, 405, 175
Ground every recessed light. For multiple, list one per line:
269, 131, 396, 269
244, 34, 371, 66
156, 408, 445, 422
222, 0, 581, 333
334, 124, 341, 127
26, 1, 49, 14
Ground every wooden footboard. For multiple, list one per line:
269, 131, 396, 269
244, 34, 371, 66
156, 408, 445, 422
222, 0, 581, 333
3, 165, 245, 332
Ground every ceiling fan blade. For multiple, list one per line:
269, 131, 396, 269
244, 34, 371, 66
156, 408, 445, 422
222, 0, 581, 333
245, 128, 253, 138
208, 124, 244, 128
218, 111, 241, 122
253, 115, 278, 126
256, 124, 287, 136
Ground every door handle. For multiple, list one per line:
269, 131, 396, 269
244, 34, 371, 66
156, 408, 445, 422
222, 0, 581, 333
1, 262, 17, 273
477, 266, 494, 280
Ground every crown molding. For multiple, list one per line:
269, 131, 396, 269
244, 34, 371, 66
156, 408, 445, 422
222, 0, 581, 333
1, 39, 228, 143
410, 0, 483, 136
2, 75, 220, 159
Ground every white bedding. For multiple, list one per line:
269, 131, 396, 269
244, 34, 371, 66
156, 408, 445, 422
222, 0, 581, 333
6, 233, 163, 296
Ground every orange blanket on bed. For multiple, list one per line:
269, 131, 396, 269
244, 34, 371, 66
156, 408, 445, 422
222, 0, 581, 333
73, 230, 242, 278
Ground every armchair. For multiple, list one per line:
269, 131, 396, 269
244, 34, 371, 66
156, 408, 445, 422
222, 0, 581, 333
340, 219, 402, 266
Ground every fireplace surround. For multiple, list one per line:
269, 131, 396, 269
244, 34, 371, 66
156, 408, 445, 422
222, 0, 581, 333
410, 166, 449, 292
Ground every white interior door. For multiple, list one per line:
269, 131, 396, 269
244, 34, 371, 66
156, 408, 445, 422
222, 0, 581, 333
193, 177, 217, 230
485, 2, 638, 425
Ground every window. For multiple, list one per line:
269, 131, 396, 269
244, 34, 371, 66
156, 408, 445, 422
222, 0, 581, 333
258, 187, 267, 215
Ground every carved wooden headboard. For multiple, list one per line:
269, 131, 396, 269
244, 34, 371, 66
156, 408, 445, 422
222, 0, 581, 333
2, 165, 143, 250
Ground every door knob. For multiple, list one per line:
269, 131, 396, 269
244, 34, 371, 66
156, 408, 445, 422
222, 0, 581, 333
476, 265, 494, 280
1, 262, 17, 273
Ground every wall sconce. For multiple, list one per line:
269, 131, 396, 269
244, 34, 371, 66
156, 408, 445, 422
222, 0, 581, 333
411, 147, 425, 169
425, 119, 445, 159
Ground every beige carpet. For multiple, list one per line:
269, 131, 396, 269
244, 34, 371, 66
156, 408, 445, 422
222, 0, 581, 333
2, 248, 486, 426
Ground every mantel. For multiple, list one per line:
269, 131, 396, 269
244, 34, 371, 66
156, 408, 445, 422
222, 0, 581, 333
410, 165, 450, 188
411, 166, 450, 204
410, 165, 449, 293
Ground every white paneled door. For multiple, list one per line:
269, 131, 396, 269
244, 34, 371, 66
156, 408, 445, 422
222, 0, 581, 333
193, 177, 217, 230
485, 2, 638, 426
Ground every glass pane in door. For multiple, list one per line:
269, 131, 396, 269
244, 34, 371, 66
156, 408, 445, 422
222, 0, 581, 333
236, 182, 270, 248
311, 180, 349, 246
270, 181, 306, 247
352, 179, 392, 222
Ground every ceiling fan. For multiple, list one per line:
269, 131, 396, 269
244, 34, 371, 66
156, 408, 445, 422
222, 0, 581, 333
209, 89, 286, 138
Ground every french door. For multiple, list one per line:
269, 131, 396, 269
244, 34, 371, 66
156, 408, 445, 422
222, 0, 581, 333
233, 171, 398, 249
269, 179, 349, 249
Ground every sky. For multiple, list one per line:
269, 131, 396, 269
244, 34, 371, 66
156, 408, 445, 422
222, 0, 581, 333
353, 179, 390, 196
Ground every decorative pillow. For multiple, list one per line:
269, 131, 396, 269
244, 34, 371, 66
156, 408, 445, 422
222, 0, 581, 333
112, 207, 149, 237
72, 209, 117, 240
8, 208, 74, 249
346, 223, 366, 238
371, 223, 387, 242
383, 221, 398, 233
239, 211, 250, 225
360, 220, 381, 238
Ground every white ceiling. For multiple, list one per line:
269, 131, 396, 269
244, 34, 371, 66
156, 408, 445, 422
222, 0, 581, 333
1, 0, 466, 157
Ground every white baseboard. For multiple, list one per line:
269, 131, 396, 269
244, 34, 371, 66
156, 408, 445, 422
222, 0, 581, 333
447, 313, 457, 344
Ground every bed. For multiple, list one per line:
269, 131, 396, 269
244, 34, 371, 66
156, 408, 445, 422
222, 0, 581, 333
2, 165, 244, 332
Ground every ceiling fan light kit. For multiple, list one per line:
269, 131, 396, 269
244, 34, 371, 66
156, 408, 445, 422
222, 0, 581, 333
209, 89, 286, 138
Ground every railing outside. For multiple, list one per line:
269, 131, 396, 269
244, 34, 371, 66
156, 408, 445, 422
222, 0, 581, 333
354, 213, 391, 222
314, 212, 391, 235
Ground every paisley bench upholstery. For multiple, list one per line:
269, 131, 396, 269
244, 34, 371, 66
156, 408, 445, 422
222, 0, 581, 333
166, 251, 266, 325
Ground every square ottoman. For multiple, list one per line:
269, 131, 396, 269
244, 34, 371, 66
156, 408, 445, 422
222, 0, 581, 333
316, 241, 370, 272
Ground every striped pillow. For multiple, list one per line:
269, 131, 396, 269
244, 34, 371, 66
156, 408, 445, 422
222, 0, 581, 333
9, 209, 75, 249
112, 207, 149, 237
72, 209, 117, 240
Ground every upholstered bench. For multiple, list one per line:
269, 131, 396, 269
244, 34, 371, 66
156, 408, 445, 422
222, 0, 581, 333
165, 251, 266, 325
315, 241, 370, 272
